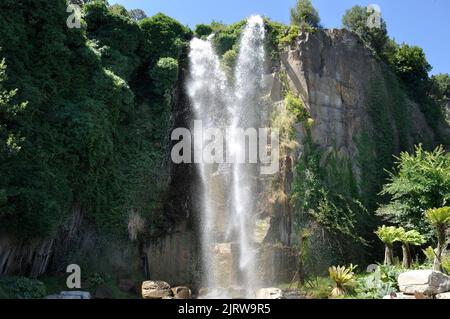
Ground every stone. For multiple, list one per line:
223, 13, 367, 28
141, 281, 172, 299
95, 285, 114, 299
118, 279, 135, 292
282, 289, 306, 299
398, 270, 450, 295
436, 292, 450, 299
255, 288, 284, 299
382, 292, 416, 300
59, 291, 91, 299
172, 286, 191, 299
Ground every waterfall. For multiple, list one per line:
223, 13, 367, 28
187, 15, 267, 298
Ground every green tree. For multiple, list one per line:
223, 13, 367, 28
375, 226, 402, 265
397, 228, 426, 268
150, 57, 179, 95
109, 4, 129, 18
426, 207, 450, 271
377, 145, 450, 237
195, 24, 213, 38
128, 9, 147, 21
430, 73, 450, 121
342, 5, 388, 56
290, 0, 321, 29
391, 44, 432, 90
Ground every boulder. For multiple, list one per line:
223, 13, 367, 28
436, 292, 450, 299
118, 279, 135, 293
59, 291, 91, 299
172, 286, 191, 299
255, 288, 284, 299
142, 281, 172, 299
398, 270, 450, 295
95, 285, 114, 299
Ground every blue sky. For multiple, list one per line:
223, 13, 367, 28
109, 0, 450, 75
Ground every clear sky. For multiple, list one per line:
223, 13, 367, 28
109, 0, 450, 75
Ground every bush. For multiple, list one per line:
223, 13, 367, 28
150, 57, 179, 95
195, 24, 213, 38
0, 277, 47, 299
280, 25, 300, 48
290, 0, 321, 28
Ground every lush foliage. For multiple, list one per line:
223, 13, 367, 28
426, 207, 450, 271
377, 145, 450, 237
290, 0, 321, 28
195, 24, 214, 38
0, 0, 190, 239
0, 277, 47, 299
342, 5, 388, 56
328, 264, 357, 297
355, 265, 401, 299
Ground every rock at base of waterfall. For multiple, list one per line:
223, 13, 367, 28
59, 291, 91, 299
436, 292, 450, 299
95, 285, 114, 299
142, 281, 173, 299
172, 286, 192, 299
255, 288, 284, 299
118, 279, 135, 292
398, 270, 450, 295
382, 292, 416, 299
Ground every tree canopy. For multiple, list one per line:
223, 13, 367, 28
290, 0, 321, 28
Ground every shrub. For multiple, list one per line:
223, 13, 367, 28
290, 0, 321, 28
195, 24, 213, 38
0, 277, 47, 299
150, 57, 179, 95
328, 264, 357, 297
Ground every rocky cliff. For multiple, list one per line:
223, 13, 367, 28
0, 28, 438, 286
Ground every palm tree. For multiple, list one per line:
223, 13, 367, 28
397, 228, 426, 268
426, 207, 450, 271
375, 225, 402, 265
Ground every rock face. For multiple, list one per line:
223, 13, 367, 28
45, 291, 91, 299
142, 281, 173, 299
398, 270, 450, 295
281, 29, 434, 174
172, 286, 192, 299
255, 288, 284, 299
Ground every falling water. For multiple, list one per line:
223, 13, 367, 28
187, 16, 267, 298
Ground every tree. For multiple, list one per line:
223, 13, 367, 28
375, 225, 402, 265
397, 228, 426, 268
430, 73, 450, 120
128, 9, 147, 21
149, 57, 179, 95
290, 0, 320, 29
391, 44, 432, 89
109, 4, 129, 18
342, 5, 388, 56
377, 145, 450, 237
195, 24, 213, 38
426, 207, 450, 271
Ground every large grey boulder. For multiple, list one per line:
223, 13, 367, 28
398, 270, 450, 295
255, 288, 284, 299
59, 291, 91, 299
436, 292, 450, 299
141, 281, 172, 299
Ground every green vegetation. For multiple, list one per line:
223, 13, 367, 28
375, 226, 402, 265
290, 0, 321, 28
194, 24, 214, 38
397, 229, 426, 268
426, 207, 450, 271
0, 277, 47, 299
328, 264, 357, 297
377, 145, 450, 237
342, 5, 388, 57
0, 0, 192, 239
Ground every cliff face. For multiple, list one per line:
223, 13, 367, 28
281, 29, 434, 174
0, 29, 438, 284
